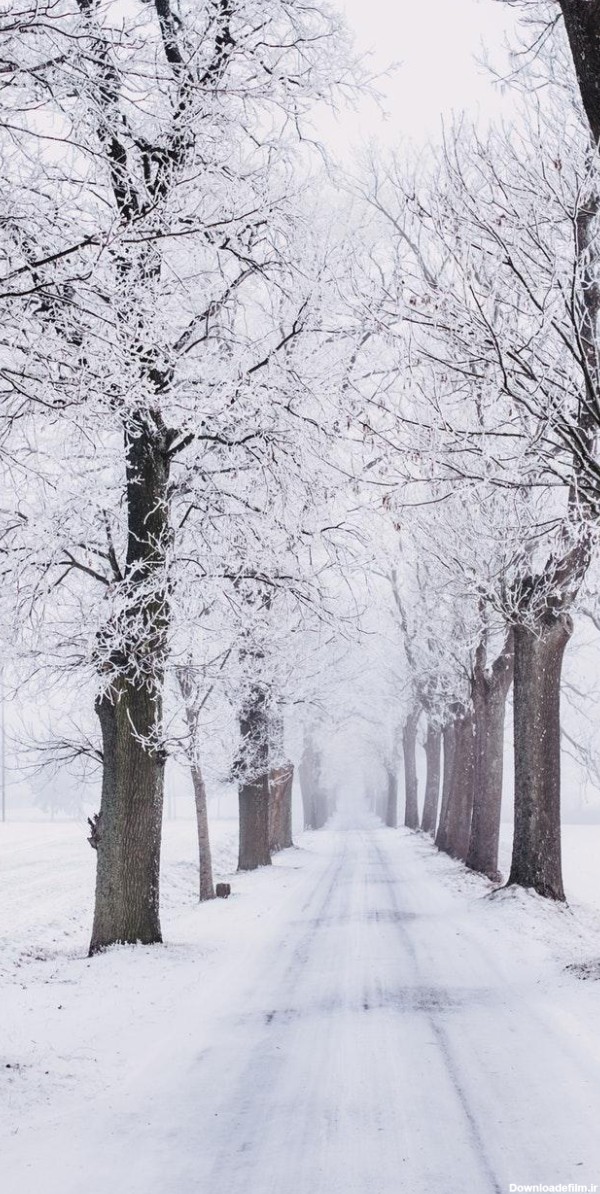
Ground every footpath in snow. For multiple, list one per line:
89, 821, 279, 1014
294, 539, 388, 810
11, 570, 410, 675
3, 819, 600, 1194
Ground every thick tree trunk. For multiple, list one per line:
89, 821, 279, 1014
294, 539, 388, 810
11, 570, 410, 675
466, 633, 514, 881
507, 615, 572, 900
421, 723, 441, 836
89, 417, 170, 955
90, 684, 165, 952
465, 693, 507, 880
385, 765, 398, 828
559, 1, 600, 144
402, 707, 420, 829
435, 720, 457, 853
508, 10, 597, 890
441, 711, 475, 862
191, 764, 215, 902
269, 763, 294, 852
238, 688, 271, 871
239, 774, 271, 870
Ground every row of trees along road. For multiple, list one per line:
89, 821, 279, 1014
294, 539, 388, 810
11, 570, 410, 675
348, 1, 600, 901
4, 0, 600, 954
0, 0, 366, 952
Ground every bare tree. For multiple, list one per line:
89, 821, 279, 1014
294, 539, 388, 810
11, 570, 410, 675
1, 0, 359, 947
176, 666, 215, 902
367, 90, 600, 897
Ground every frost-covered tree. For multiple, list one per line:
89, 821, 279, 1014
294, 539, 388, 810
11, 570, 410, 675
0, 0, 359, 949
376, 94, 600, 897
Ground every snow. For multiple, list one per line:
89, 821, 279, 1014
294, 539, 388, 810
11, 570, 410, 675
499, 823, 600, 913
0, 817, 239, 974
3, 818, 600, 1194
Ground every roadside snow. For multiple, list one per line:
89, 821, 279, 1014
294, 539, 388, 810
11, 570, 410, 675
499, 822, 600, 915
2, 819, 600, 1194
0, 817, 239, 974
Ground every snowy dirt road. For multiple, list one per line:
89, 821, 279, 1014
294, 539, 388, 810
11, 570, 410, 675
5, 824, 600, 1194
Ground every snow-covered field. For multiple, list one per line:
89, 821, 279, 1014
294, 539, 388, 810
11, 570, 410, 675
0, 817, 240, 973
3, 818, 600, 1194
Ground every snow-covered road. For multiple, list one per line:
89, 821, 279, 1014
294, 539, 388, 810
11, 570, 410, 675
5, 823, 600, 1193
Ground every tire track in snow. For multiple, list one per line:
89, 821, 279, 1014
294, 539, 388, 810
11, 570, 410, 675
11, 825, 600, 1194
368, 831, 503, 1194
189, 826, 505, 1194
371, 830, 600, 1189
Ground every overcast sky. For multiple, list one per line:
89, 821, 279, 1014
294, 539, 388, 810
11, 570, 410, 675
327, 0, 517, 151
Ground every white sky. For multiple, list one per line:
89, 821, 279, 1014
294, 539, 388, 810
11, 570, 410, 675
326, 0, 517, 152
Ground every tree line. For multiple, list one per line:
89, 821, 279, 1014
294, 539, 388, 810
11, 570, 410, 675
2, 0, 600, 954
356, 1, 600, 903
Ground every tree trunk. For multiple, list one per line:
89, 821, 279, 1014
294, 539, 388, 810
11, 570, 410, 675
385, 765, 398, 828
559, 2, 600, 144
191, 764, 215, 901
299, 732, 322, 829
421, 723, 441, 836
238, 688, 271, 871
90, 684, 165, 952
466, 632, 514, 881
435, 720, 457, 853
239, 774, 271, 870
402, 707, 420, 829
374, 786, 387, 822
89, 416, 170, 955
507, 615, 572, 900
499, 11, 598, 890
282, 765, 293, 848
176, 667, 215, 902
313, 793, 330, 828
441, 711, 475, 862
465, 692, 507, 880
269, 763, 294, 852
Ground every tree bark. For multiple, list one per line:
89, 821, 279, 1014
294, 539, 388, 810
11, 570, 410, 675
191, 764, 215, 902
238, 687, 271, 871
385, 765, 398, 828
507, 615, 572, 900
435, 720, 457, 853
559, 1, 600, 145
421, 723, 442, 836
89, 417, 170, 954
90, 684, 165, 952
466, 632, 514, 881
269, 763, 294, 852
441, 711, 475, 862
402, 707, 420, 829
238, 776, 271, 869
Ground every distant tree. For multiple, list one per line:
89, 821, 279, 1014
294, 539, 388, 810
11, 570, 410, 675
176, 665, 215, 902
